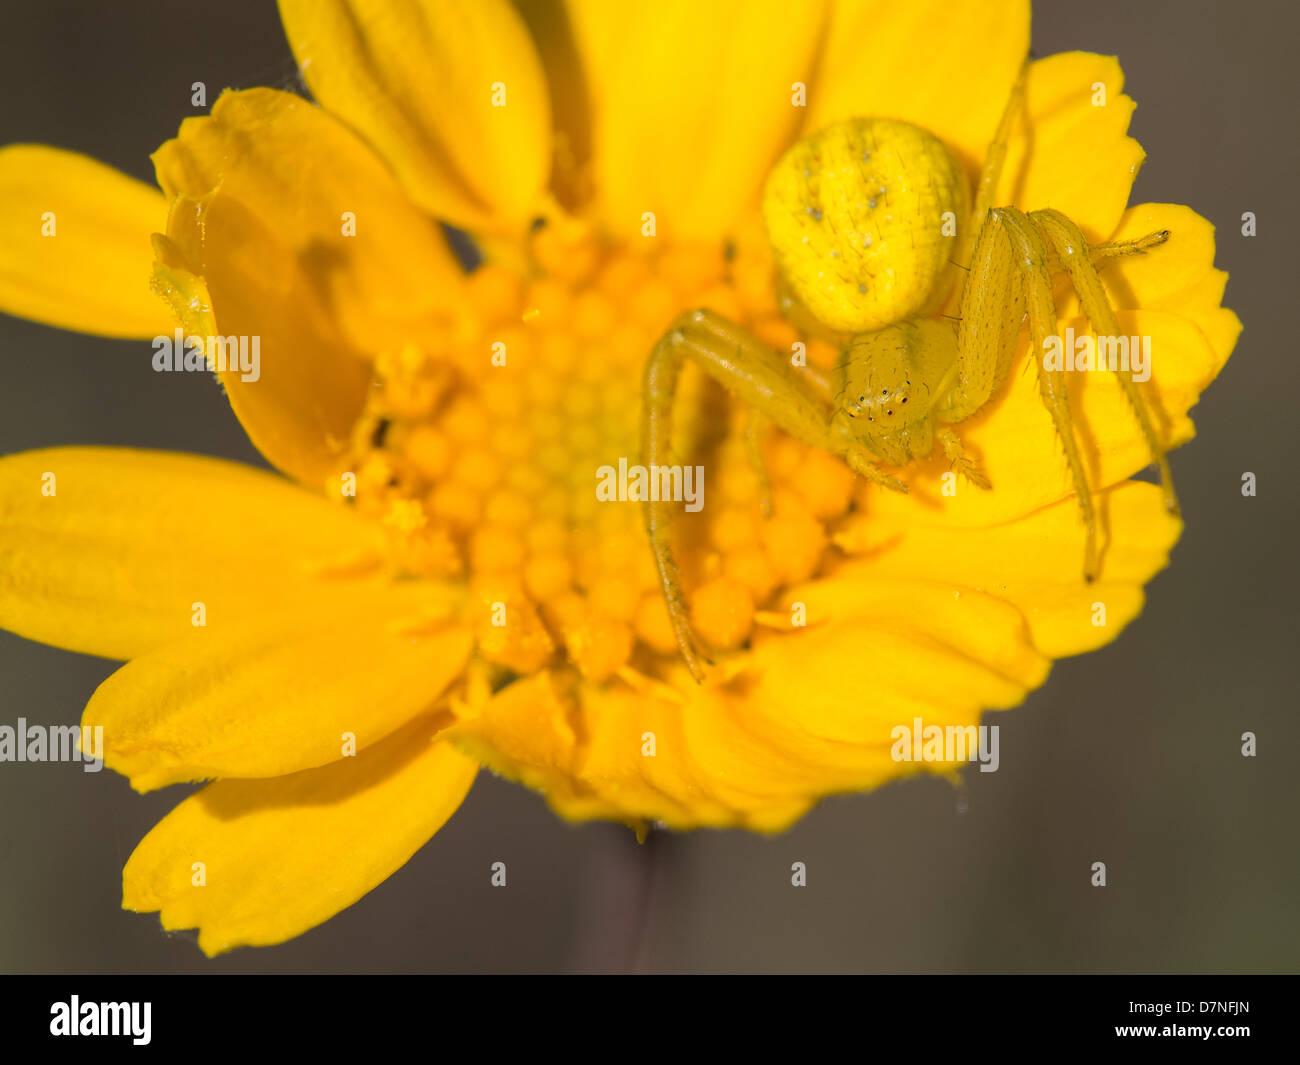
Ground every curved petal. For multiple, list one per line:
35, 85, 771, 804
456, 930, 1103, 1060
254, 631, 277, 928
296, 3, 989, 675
1060, 202, 1243, 359
152, 89, 468, 482
151, 226, 369, 489
568, 0, 829, 242
447, 501, 1185, 829
0, 145, 170, 338
0, 447, 389, 660
447, 671, 581, 804
672, 584, 1049, 812
832, 481, 1182, 657
122, 718, 477, 955
996, 52, 1145, 242
84, 589, 471, 791
568, 680, 745, 829
452, 582, 1051, 830
514, 0, 592, 212
804, 0, 1030, 175
448, 670, 813, 831
277, 0, 551, 234
152, 88, 466, 354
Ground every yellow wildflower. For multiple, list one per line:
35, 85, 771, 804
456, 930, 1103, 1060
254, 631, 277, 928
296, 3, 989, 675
0, 0, 1238, 954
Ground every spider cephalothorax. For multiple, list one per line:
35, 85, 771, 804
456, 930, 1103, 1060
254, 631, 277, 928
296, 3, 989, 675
642, 65, 1177, 681
830, 320, 952, 467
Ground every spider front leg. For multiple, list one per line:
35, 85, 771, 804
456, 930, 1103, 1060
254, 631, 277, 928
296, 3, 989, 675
937, 427, 991, 489
956, 59, 1028, 270
642, 309, 901, 681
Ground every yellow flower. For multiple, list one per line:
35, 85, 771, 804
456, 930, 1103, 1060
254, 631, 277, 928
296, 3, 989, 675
0, 0, 1238, 954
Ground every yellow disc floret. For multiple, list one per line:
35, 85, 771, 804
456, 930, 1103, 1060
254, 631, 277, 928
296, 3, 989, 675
761, 117, 969, 334
338, 213, 879, 686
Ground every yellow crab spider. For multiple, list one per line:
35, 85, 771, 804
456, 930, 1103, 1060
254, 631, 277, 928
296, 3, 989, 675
642, 66, 1180, 682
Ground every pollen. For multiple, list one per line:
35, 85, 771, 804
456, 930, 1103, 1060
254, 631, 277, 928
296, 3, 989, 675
690, 577, 756, 649
339, 215, 863, 683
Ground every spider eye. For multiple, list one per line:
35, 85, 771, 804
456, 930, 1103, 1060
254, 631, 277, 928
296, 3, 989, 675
901, 397, 908, 404
886, 409, 893, 416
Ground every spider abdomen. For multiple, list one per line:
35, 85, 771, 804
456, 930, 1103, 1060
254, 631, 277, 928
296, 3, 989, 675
762, 117, 968, 335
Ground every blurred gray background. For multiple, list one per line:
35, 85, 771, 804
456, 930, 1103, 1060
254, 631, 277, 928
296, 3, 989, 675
0, 0, 1295, 973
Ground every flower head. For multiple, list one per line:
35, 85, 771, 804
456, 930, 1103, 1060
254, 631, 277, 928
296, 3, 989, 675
0, 0, 1238, 953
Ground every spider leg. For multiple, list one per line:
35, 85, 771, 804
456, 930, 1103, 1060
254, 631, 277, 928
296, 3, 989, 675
794, 361, 833, 403
958, 59, 1030, 270
994, 208, 1100, 580
745, 349, 836, 519
834, 438, 909, 492
937, 426, 991, 489
1041, 227, 1170, 277
942, 206, 1025, 422
1079, 228, 1170, 269
643, 309, 841, 682
1030, 208, 1180, 517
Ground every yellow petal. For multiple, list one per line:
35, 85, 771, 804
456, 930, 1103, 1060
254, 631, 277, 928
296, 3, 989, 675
0, 447, 388, 660
514, 0, 592, 211
449, 671, 810, 831
661, 680, 858, 829
568, 0, 829, 242
1063, 202, 1243, 360
448, 671, 580, 802
451, 582, 1051, 830
559, 584, 1041, 830
154, 208, 370, 487
0, 146, 170, 338
805, 0, 1029, 175
570, 680, 744, 828
677, 584, 1048, 810
277, 0, 551, 234
123, 718, 477, 955
152, 88, 466, 355
833, 481, 1182, 657
153, 88, 470, 482
84, 592, 470, 791
997, 53, 1145, 241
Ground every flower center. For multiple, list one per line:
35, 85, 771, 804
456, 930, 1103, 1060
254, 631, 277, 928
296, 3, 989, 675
345, 215, 857, 684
